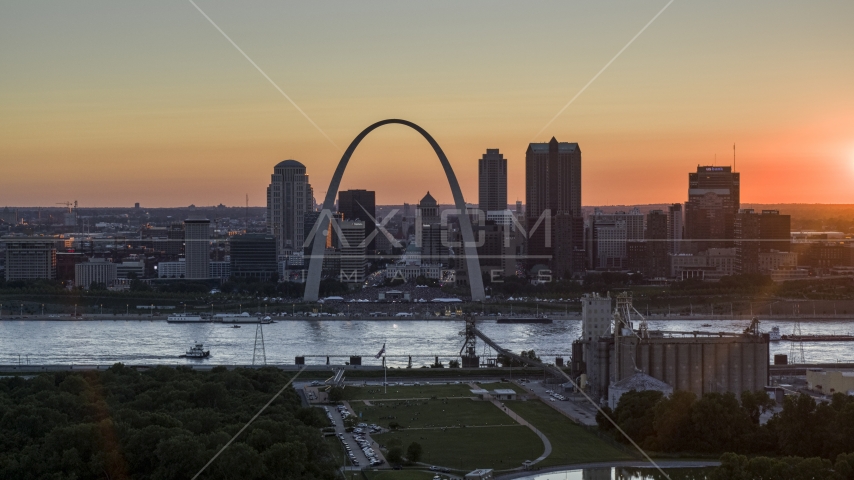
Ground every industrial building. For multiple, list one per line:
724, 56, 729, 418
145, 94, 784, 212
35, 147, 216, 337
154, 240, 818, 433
574, 293, 770, 404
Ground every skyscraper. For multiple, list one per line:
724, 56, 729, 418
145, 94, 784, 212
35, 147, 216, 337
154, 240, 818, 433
667, 203, 683, 254
525, 137, 583, 277
684, 165, 740, 252
338, 189, 376, 251
267, 160, 314, 257
335, 219, 366, 283
645, 209, 669, 278
416, 192, 448, 265
230, 234, 278, 281
184, 217, 210, 279
478, 149, 507, 213
759, 210, 791, 253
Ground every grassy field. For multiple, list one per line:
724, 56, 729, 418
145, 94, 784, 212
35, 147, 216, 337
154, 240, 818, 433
324, 436, 348, 467
345, 383, 475, 401
507, 400, 634, 467
373, 426, 542, 471
353, 398, 516, 429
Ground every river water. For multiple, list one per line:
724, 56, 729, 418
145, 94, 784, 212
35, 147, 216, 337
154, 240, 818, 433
1, 318, 852, 367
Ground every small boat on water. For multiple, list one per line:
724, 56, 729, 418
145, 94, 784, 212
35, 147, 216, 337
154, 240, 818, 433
768, 326, 782, 341
701, 323, 713, 327
181, 343, 210, 359
231, 325, 241, 328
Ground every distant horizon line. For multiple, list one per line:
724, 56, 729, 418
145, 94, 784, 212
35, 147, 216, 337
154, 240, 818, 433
4, 201, 854, 210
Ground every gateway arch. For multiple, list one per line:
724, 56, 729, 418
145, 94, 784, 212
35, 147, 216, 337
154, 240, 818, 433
303, 119, 486, 302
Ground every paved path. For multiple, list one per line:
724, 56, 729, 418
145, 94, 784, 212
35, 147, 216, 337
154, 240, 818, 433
491, 399, 552, 465
495, 460, 722, 479
469, 382, 552, 466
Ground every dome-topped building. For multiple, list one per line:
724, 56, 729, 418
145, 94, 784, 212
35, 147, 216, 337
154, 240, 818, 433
274, 159, 305, 169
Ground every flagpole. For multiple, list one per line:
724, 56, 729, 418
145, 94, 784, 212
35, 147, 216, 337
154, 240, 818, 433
384, 355, 387, 394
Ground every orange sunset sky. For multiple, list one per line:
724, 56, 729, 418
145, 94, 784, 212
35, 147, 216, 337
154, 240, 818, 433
1, 1, 853, 208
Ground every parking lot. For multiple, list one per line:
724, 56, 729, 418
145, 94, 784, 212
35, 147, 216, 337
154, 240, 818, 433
324, 404, 387, 469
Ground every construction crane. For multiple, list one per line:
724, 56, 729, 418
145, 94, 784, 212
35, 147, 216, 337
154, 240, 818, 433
56, 201, 77, 213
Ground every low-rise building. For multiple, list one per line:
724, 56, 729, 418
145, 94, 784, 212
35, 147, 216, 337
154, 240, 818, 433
807, 369, 854, 396
117, 260, 145, 279
759, 250, 798, 273
157, 259, 186, 278
209, 261, 231, 279
75, 258, 117, 289
669, 248, 737, 280
609, 372, 673, 409
465, 469, 494, 480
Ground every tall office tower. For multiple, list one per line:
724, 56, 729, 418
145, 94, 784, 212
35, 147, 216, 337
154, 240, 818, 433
478, 149, 508, 213
183, 217, 210, 279
667, 203, 683, 254
335, 220, 366, 283
2, 238, 56, 281
684, 165, 740, 252
645, 210, 669, 278
759, 210, 791, 252
266, 160, 313, 257
230, 234, 278, 281
338, 189, 376, 251
166, 222, 184, 257
525, 137, 583, 277
735, 209, 761, 274
416, 192, 448, 265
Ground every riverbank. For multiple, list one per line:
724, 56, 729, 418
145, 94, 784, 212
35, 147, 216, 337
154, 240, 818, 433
3, 313, 854, 322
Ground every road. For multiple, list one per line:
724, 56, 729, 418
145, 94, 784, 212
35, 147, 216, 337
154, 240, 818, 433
515, 379, 599, 426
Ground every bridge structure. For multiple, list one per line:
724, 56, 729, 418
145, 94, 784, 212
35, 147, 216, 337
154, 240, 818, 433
303, 119, 486, 303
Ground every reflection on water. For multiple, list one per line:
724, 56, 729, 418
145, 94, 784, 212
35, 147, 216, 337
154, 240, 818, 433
0, 317, 851, 365
517, 466, 711, 480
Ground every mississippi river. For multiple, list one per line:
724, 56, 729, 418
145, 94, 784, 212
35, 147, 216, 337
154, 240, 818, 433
1, 318, 852, 367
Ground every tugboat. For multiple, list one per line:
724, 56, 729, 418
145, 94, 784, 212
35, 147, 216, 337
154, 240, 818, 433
768, 326, 782, 342
181, 343, 210, 359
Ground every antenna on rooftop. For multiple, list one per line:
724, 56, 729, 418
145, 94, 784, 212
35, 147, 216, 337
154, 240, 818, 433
245, 194, 249, 228
733, 143, 736, 171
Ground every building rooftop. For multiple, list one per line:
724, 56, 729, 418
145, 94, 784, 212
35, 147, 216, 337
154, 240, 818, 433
275, 159, 305, 169
528, 137, 579, 154
420, 191, 437, 205
492, 389, 516, 395
470, 389, 489, 395
612, 372, 673, 392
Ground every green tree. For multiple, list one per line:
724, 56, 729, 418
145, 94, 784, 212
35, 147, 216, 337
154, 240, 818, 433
407, 442, 423, 463
613, 390, 664, 446
652, 390, 696, 452
386, 447, 404, 464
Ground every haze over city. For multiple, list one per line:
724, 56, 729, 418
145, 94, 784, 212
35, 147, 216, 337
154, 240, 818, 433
2, 1, 854, 207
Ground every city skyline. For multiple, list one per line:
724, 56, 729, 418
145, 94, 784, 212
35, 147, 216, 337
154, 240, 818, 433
1, 2, 853, 207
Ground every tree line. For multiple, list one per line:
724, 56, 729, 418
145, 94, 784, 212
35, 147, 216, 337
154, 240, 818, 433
598, 389, 854, 460
0, 365, 338, 479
